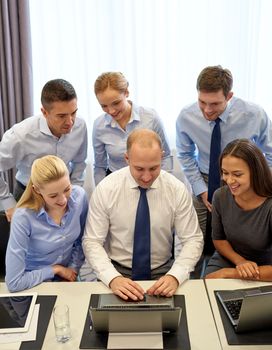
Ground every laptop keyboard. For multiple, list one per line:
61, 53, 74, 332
224, 299, 243, 320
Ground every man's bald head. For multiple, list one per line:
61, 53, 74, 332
126, 129, 162, 153
125, 129, 163, 188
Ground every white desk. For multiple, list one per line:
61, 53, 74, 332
205, 279, 272, 350
0, 280, 221, 350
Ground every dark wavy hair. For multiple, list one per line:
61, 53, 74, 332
220, 139, 272, 197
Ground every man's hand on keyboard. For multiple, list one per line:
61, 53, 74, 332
109, 276, 145, 301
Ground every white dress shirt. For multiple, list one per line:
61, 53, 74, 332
0, 115, 88, 210
83, 167, 203, 287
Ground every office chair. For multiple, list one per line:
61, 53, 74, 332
0, 211, 10, 280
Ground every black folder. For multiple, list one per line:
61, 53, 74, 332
19, 295, 57, 350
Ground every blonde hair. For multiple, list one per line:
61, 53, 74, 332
17, 155, 69, 211
127, 129, 162, 153
94, 72, 129, 95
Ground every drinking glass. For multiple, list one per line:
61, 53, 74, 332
53, 304, 71, 343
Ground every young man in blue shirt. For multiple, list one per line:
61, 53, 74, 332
176, 65, 272, 276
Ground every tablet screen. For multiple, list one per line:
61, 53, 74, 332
0, 292, 37, 333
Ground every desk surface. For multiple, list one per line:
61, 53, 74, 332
205, 279, 272, 350
0, 280, 221, 350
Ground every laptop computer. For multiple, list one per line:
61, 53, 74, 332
89, 294, 181, 333
216, 285, 272, 333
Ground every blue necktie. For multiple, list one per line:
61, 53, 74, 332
132, 187, 151, 280
208, 118, 221, 203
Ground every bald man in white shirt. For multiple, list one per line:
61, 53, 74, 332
83, 129, 203, 300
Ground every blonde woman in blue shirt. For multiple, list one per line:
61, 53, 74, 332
93, 72, 173, 185
5, 155, 88, 292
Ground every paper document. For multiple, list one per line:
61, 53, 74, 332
107, 332, 163, 349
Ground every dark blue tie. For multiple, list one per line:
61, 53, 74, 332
132, 187, 151, 280
208, 118, 221, 203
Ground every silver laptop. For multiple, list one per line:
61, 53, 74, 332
216, 285, 272, 333
89, 294, 181, 333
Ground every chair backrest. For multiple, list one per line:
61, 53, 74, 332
203, 211, 215, 255
0, 212, 10, 277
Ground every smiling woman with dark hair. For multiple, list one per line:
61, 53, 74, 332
205, 139, 272, 281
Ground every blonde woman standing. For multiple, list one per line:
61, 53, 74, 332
5, 155, 88, 292
92, 72, 173, 185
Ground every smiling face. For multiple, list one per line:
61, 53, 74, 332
35, 175, 72, 212
96, 87, 131, 124
221, 155, 254, 199
125, 142, 163, 189
41, 98, 78, 137
198, 89, 233, 121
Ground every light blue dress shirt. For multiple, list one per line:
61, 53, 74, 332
176, 97, 272, 196
92, 102, 173, 185
5, 185, 88, 292
0, 115, 88, 210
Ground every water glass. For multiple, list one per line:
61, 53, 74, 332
53, 304, 71, 343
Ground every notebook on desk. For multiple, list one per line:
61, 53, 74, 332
216, 285, 272, 333
89, 293, 181, 333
